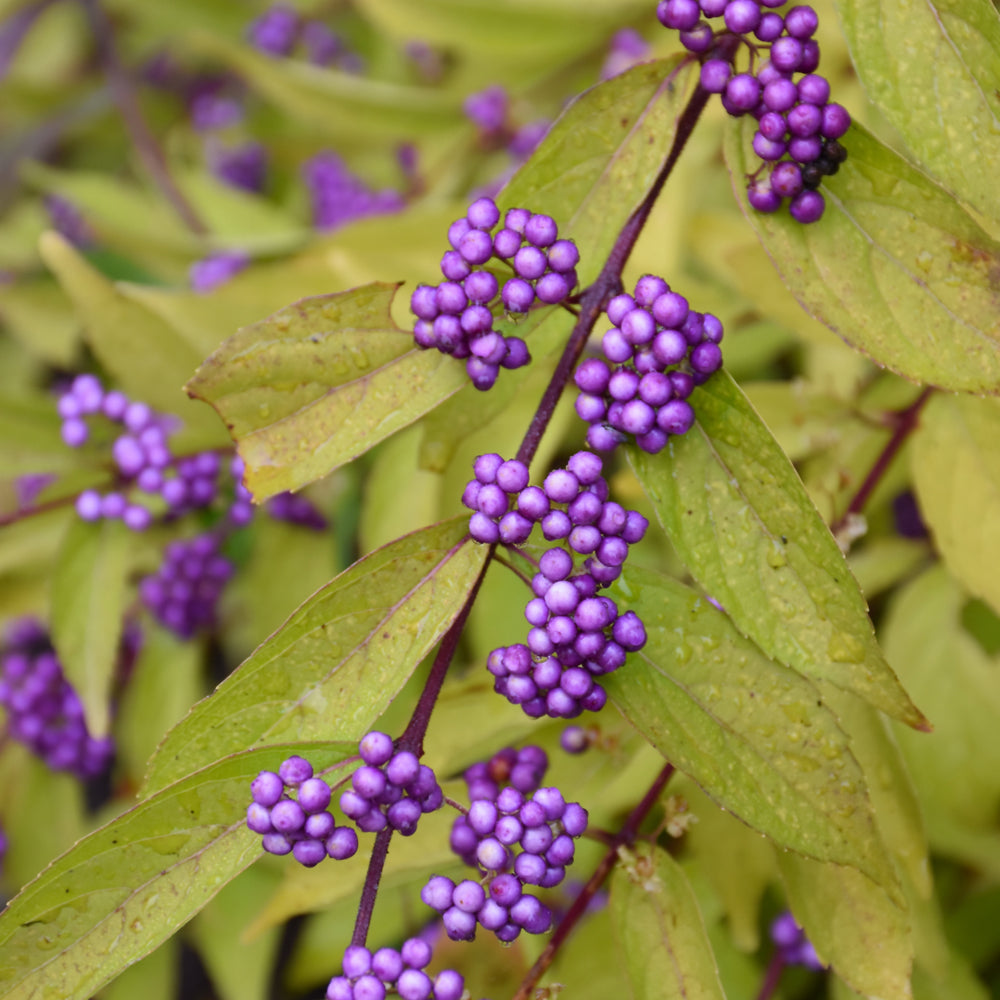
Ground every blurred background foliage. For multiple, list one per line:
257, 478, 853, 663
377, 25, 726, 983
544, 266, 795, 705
0, 1, 998, 999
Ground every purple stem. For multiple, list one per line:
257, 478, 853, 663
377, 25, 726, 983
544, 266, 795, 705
516, 52, 732, 469
348, 554, 490, 947
831, 386, 933, 535
754, 952, 787, 1000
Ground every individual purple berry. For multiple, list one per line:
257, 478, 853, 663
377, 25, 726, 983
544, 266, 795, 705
524, 214, 558, 247
657, 0, 700, 30
789, 189, 825, 223
724, 0, 760, 34
748, 179, 782, 213
502, 278, 535, 313
467, 196, 500, 230
755, 11, 784, 41
820, 103, 851, 139
785, 5, 819, 38
797, 74, 830, 106
547, 239, 580, 272
325, 826, 359, 859
700, 59, 732, 94
252, 770, 285, 807
679, 21, 714, 52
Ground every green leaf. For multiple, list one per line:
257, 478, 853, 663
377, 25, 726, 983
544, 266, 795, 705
500, 58, 699, 287
674, 777, 776, 952
0, 393, 85, 476
610, 843, 726, 1000
24, 164, 194, 255
355, 0, 648, 58
49, 518, 132, 739
628, 370, 925, 728
187, 31, 461, 140
817, 687, 933, 900
188, 868, 282, 1000
143, 517, 486, 794
0, 744, 352, 1000
38, 233, 228, 439
0, 278, 80, 367
723, 121, 1000, 394
778, 852, 913, 1000
171, 170, 307, 254
911, 393, 1000, 616
0, 748, 85, 895
115, 627, 204, 786
186, 283, 467, 500
882, 567, 1000, 874
98, 938, 177, 1000
605, 565, 898, 891
836, 0, 1000, 226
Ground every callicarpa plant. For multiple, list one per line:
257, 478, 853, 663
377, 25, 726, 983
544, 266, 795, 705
0, 2, 999, 1000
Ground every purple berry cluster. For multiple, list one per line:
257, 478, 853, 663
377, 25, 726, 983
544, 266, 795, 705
463, 86, 550, 169
138, 533, 234, 639
189, 250, 250, 293
339, 732, 443, 836
247, 5, 353, 69
60, 375, 224, 531
0, 619, 114, 780
409, 196, 579, 390
247, 755, 359, 867
770, 911, 825, 970
422, 746, 587, 943
574, 274, 723, 453
303, 152, 405, 233
326, 939, 463, 1000
463, 450, 648, 718
206, 139, 268, 193
656, 1, 850, 222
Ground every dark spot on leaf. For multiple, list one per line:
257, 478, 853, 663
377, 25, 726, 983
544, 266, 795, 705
780, 535, 787, 544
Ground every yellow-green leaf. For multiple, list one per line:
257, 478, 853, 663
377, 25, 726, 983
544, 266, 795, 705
356, 0, 648, 58
0, 744, 352, 1000
186, 283, 467, 500
501, 58, 698, 287
911, 393, 1000, 616
188, 31, 461, 140
49, 518, 132, 739
611, 843, 726, 1000
38, 233, 228, 439
836, 0, 1000, 227
724, 121, 1000, 394
629, 370, 925, 728
606, 565, 898, 891
882, 567, 1000, 874
143, 517, 487, 795
778, 852, 913, 1000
